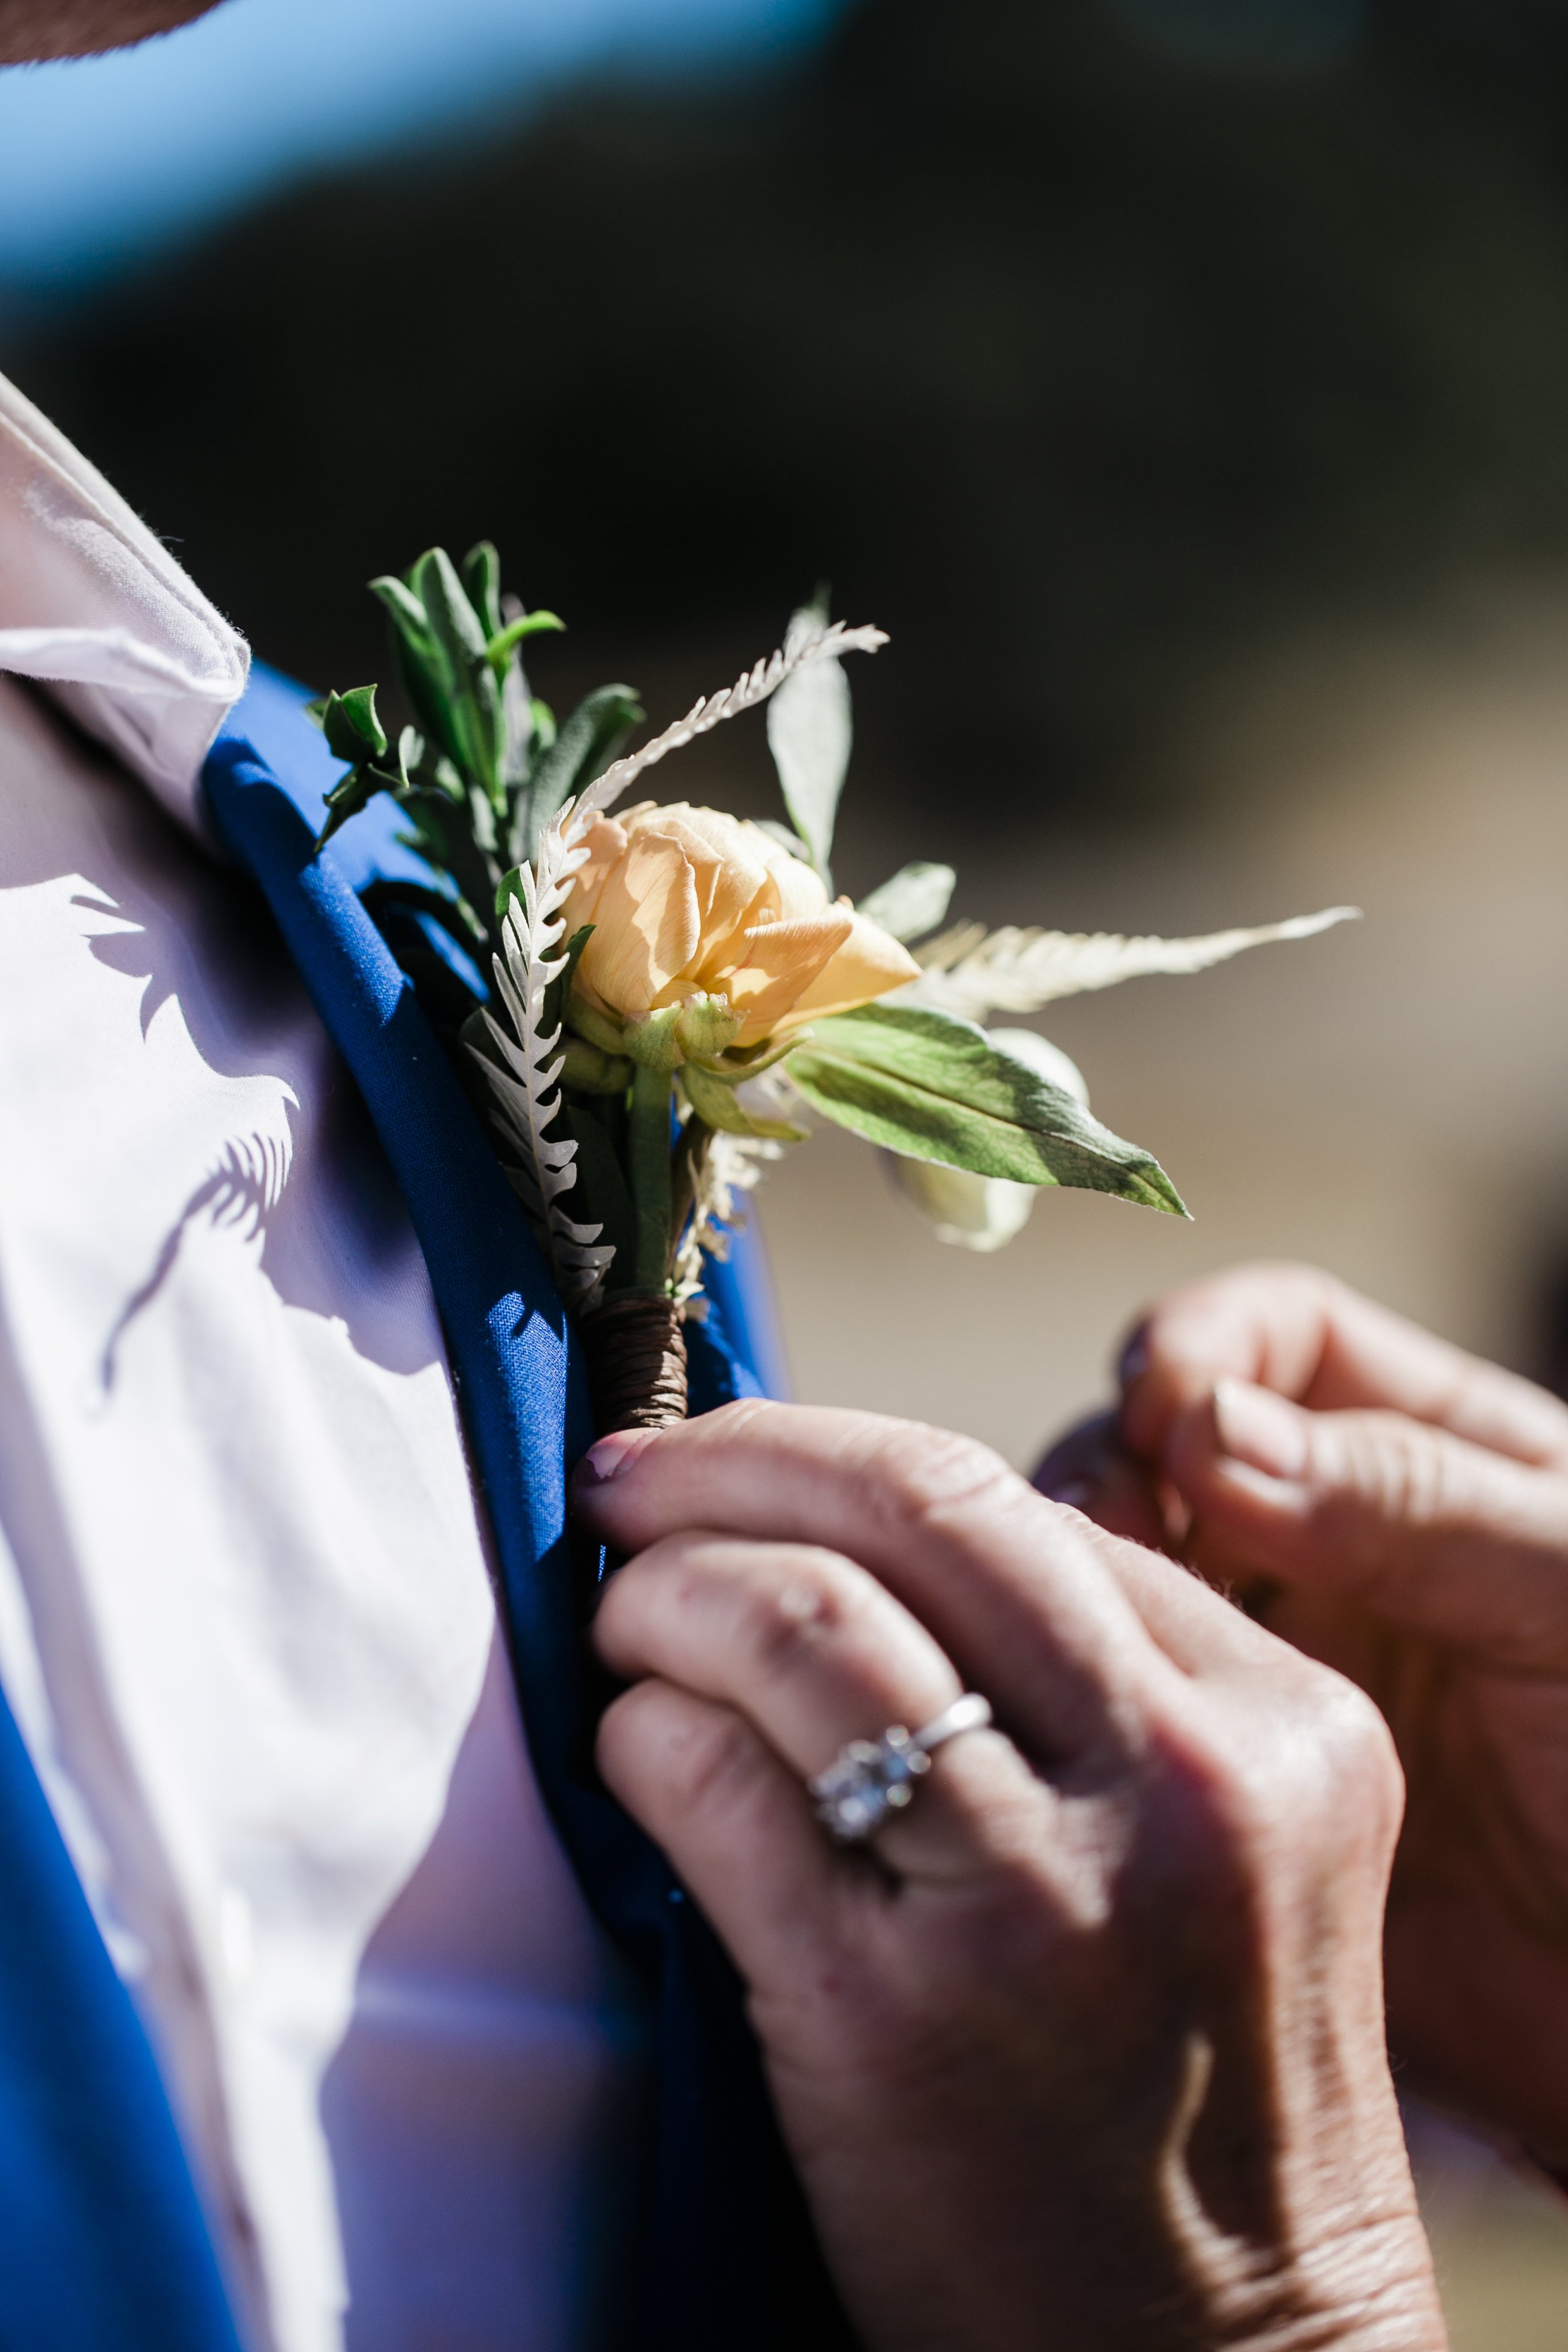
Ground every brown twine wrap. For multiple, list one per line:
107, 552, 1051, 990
578, 1295, 688, 1433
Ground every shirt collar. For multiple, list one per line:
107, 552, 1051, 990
0, 368, 249, 835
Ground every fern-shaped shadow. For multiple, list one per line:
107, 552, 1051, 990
97, 1131, 293, 1396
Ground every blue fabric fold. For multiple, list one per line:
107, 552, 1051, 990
203, 681, 854, 2352
0, 1687, 244, 2352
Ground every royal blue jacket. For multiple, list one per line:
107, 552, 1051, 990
0, 669, 856, 2352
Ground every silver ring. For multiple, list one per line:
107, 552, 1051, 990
809, 1693, 993, 1844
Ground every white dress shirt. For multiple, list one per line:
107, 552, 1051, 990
0, 369, 642, 2352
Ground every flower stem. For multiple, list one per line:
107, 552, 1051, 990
578, 1295, 687, 1432
628, 1062, 674, 1294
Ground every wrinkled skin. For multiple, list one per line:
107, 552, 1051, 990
575, 1401, 1446, 2352
0, 0, 218, 65
1037, 1261, 1568, 2161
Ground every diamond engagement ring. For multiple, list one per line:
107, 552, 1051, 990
809, 1693, 995, 1843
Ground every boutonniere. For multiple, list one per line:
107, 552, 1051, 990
310, 546, 1352, 1432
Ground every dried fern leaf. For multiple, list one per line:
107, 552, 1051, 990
574, 619, 887, 824
673, 1128, 781, 1311
907, 906, 1359, 1020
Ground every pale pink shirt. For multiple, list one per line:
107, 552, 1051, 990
0, 370, 639, 2352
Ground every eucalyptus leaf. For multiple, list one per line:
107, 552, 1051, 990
765, 592, 850, 882
785, 1003, 1185, 1213
856, 862, 956, 943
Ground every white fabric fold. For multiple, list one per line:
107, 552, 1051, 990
0, 381, 637, 2352
0, 369, 248, 827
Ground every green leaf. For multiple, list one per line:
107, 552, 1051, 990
372, 572, 453, 756
680, 1060, 807, 1140
563, 1101, 638, 1285
561, 1036, 634, 1094
516, 682, 644, 864
857, 862, 956, 943
361, 895, 483, 1036
765, 590, 850, 883
359, 877, 488, 960
486, 609, 566, 674
463, 541, 504, 639
315, 764, 385, 847
312, 684, 388, 766
369, 573, 433, 652
784, 1003, 1186, 1214
541, 921, 595, 1042
411, 547, 503, 805
628, 1062, 675, 1292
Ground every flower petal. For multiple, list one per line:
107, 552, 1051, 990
728, 908, 854, 1042
566, 815, 628, 927
630, 804, 775, 970
773, 909, 920, 1030
576, 834, 702, 1014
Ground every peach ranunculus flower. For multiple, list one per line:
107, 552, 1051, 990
563, 801, 919, 1050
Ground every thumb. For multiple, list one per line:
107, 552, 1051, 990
1165, 1378, 1568, 1670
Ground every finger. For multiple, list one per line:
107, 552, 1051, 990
1118, 1262, 1568, 1471
1163, 1377, 1568, 1668
595, 1677, 849, 1991
593, 1531, 1042, 1875
1030, 1409, 1173, 1550
1061, 1506, 1291, 1678
574, 1402, 1177, 1764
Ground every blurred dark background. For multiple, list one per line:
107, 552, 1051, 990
15, 0, 1568, 866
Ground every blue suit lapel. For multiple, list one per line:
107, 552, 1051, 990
0, 1685, 243, 2352
204, 679, 857, 2352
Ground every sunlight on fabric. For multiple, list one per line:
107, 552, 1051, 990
0, 0, 837, 291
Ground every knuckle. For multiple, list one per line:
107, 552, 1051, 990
861, 1420, 1020, 1534
741, 1548, 860, 1683
1322, 1416, 1452, 1532
1157, 1658, 1401, 1875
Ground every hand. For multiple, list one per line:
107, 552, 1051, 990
573, 1400, 1444, 2352
1037, 1262, 1568, 2158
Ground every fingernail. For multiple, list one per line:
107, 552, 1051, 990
572, 1429, 655, 1491
1212, 1379, 1310, 1483
1042, 1478, 1093, 1511
1117, 1324, 1150, 1390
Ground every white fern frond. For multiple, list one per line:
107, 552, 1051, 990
905, 906, 1360, 1021
470, 872, 614, 1312
567, 619, 887, 831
